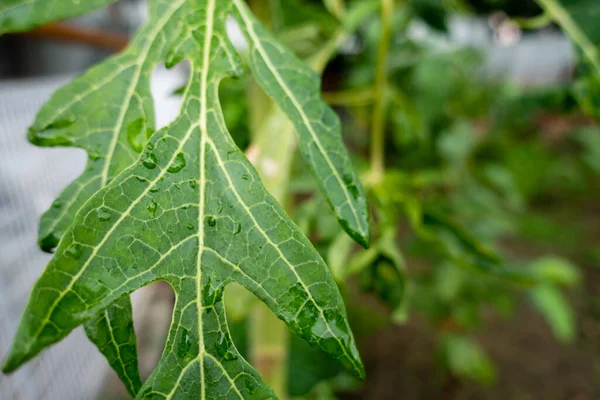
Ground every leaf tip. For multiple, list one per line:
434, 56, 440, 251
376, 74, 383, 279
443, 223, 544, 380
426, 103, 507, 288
2, 350, 23, 375
340, 219, 371, 249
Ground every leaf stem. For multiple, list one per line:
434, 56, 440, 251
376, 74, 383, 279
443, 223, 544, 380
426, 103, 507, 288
370, 0, 394, 185
536, 0, 600, 76
512, 12, 552, 30
322, 87, 376, 106
324, 0, 346, 19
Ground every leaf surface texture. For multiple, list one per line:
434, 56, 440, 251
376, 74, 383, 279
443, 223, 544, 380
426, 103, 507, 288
1, 1, 367, 398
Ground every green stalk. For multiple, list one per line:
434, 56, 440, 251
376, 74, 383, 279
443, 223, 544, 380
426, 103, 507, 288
322, 87, 376, 106
536, 0, 600, 75
369, 0, 394, 185
247, 4, 351, 396
324, 0, 346, 19
513, 12, 552, 30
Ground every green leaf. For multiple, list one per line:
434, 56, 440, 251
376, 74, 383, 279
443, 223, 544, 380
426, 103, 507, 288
84, 297, 142, 397
2, 1, 365, 398
0, 0, 117, 33
529, 257, 581, 287
442, 335, 496, 385
531, 284, 577, 343
410, 0, 448, 32
327, 233, 355, 282
287, 333, 342, 397
20, 0, 197, 391
235, 3, 370, 248
28, 2, 180, 253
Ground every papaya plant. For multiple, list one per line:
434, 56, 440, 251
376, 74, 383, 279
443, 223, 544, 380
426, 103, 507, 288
2, 0, 599, 398
1, 0, 370, 399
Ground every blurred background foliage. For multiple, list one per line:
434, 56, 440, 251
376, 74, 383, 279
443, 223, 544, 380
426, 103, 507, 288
219, 0, 600, 398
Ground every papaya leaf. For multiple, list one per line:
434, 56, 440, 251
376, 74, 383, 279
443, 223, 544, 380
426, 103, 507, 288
9, 0, 368, 393
1, 1, 366, 398
84, 297, 142, 397
18, 0, 197, 392
531, 284, 577, 343
0, 0, 117, 33
234, 1, 370, 248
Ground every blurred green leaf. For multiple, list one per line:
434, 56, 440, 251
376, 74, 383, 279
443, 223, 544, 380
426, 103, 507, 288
531, 284, 577, 343
328, 233, 356, 282
530, 257, 581, 287
436, 263, 465, 301
287, 334, 343, 397
443, 335, 496, 385
576, 127, 600, 173
410, 0, 449, 32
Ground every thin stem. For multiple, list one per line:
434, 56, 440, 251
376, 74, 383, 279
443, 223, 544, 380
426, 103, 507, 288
369, 0, 394, 185
536, 0, 600, 76
324, 0, 346, 19
512, 12, 552, 30
322, 87, 376, 106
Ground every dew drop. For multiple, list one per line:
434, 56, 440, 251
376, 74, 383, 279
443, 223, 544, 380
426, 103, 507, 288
97, 208, 112, 222
233, 222, 241, 235
52, 201, 62, 209
348, 183, 359, 200
190, 180, 197, 189
147, 199, 158, 219
343, 173, 360, 200
187, 223, 195, 231
177, 328, 193, 360
216, 332, 238, 361
343, 173, 353, 184
242, 173, 249, 181
207, 216, 216, 227
146, 142, 155, 151
127, 118, 147, 152
168, 152, 186, 173
65, 244, 82, 259
142, 152, 158, 169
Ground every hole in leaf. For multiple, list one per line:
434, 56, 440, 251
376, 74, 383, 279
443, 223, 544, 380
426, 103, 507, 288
219, 76, 251, 151
131, 281, 175, 380
223, 282, 256, 361
150, 62, 189, 131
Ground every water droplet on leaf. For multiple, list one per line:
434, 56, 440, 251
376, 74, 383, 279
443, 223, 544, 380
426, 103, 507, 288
97, 208, 112, 222
142, 153, 158, 169
148, 199, 158, 218
168, 152, 186, 173
207, 216, 216, 227
127, 118, 147, 152
216, 332, 238, 361
65, 244, 82, 259
177, 328, 193, 360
